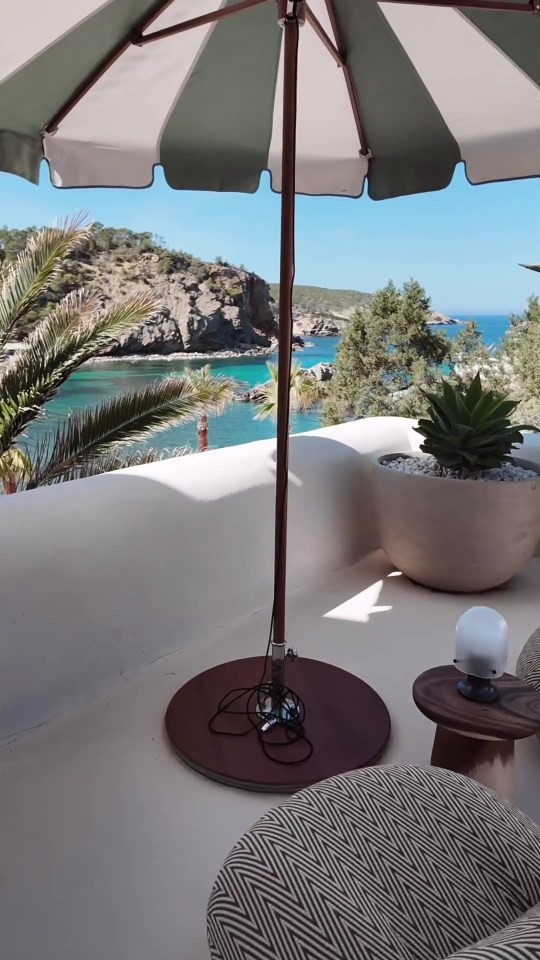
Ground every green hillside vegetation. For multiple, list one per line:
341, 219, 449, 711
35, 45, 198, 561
269, 283, 371, 315
0, 223, 211, 277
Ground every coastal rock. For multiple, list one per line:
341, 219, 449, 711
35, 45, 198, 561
309, 362, 334, 382
270, 284, 371, 336
291, 308, 461, 335
427, 311, 462, 326
241, 385, 267, 403
292, 313, 343, 337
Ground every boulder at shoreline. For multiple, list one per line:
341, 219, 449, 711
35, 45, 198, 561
427, 311, 463, 326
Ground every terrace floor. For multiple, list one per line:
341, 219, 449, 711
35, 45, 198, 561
3, 549, 540, 960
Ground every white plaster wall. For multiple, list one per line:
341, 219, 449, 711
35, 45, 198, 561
0, 417, 420, 743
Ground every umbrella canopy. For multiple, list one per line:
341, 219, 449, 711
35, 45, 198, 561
2, 0, 540, 199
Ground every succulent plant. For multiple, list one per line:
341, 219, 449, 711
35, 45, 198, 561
414, 373, 537, 471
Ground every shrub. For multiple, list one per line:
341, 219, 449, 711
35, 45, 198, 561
157, 254, 174, 275
225, 285, 242, 299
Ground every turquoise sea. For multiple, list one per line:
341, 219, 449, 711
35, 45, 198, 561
28, 313, 510, 453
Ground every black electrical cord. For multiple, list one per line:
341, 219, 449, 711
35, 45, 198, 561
208, 14, 313, 766
208, 677, 313, 765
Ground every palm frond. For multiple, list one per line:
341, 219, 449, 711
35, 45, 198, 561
74, 290, 162, 352
0, 213, 92, 349
254, 360, 324, 421
253, 361, 278, 421
30, 445, 189, 486
22, 288, 160, 373
26, 375, 235, 488
254, 399, 278, 421
0, 289, 160, 454
24, 287, 99, 349
182, 364, 238, 412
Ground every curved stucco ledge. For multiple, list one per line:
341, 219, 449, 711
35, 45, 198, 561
2, 417, 539, 744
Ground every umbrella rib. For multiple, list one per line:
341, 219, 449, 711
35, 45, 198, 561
45, 0, 177, 134
323, 0, 370, 158
136, 0, 270, 45
304, 6, 344, 67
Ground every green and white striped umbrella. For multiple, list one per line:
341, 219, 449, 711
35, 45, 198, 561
2, 0, 540, 200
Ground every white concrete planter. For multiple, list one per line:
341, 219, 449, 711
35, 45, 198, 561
372, 454, 540, 592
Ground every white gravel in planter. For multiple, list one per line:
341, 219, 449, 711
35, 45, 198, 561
382, 455, 539, 482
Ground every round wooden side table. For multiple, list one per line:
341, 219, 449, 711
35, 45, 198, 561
413, 664, 540, 802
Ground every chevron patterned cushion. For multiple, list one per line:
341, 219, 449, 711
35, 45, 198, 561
445, 904, 540, 959
207, 765, 540, 960
517, 629, 540, 693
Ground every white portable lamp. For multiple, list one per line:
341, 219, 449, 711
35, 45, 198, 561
454, 606, 509, 702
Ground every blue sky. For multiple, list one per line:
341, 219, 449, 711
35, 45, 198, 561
1, 163, 539, 314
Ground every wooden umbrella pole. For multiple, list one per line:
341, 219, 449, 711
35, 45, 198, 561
271, 2, 303, 693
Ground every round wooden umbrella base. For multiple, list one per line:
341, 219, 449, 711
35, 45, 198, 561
165, 656, 391, 793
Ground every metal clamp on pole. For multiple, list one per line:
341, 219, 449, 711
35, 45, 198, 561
277, 0, 306, 26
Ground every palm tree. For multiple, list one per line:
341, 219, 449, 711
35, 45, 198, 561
197, 415, 209, 452
183, 365, 222, 452
254, 360, 326, 424
0, 217, 236, 492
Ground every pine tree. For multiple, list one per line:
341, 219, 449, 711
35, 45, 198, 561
323, 279, 449, 425
505, 295, 540, 397
446, 319, 497, 390
452, 319, 485, 359
322, 309, 386, 424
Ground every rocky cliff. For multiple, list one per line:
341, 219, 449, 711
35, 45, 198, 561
100, 258, 277, 356
0, 225, 278, 356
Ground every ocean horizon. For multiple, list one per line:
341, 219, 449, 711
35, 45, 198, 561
450, 313, 510, 345
28, 313, 511, 453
